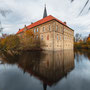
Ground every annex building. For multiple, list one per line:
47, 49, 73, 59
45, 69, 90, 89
17, 6, 74, 51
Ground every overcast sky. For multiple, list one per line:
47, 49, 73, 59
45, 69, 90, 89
0, 0, 90, 37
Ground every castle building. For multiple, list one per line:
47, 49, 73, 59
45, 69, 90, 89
17, 6, 74, 51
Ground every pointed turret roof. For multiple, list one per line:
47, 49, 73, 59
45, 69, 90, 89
43, 5, 47, 18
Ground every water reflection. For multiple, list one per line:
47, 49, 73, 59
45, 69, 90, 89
75, 50, 90, 60
0, 50, 74, 90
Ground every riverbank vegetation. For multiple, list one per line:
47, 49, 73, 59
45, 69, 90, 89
0, 31, 90, 51
0, 30, 45, 52
74, 33, 90, 49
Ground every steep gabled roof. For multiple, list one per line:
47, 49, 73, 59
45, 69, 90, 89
17, 15, 73, 34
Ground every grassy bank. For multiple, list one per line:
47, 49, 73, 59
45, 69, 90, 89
74, 42, 90, 50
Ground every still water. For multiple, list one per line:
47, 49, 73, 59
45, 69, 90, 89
0, 50, 90, 90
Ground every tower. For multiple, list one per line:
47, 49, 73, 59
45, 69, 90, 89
43, 4, 47, 18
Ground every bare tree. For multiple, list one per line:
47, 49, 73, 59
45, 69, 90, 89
0, 8, 12, 34
75, 33, 82, 42
83, 36, 87, 43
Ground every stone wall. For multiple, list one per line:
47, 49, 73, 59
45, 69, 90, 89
53, 20, 74, 51
17, 19, 74, 51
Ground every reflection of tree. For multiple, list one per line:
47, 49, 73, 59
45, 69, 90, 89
0, 50, 74, 90
43, 83, 47, 90
0, 51, 20, 64
75, 50, 90, 61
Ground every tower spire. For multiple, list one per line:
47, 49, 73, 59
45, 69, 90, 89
43, 4, 47, 18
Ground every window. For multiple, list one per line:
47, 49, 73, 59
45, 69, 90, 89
34, 29, 35, 33
34, 36, 36, 40
49, 24, 51, 31
36, 35, 38, 39
47, 35, 49, 40
57, 34, 58, 40
56, 25, 58, 31
37, 28, 38, 32
60, 35, 61, 40
43, 27, 45, 32
41, 35, 43, 40
53, 22, 56, 26
64, 36, 65, 40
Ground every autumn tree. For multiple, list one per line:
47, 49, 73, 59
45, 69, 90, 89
87, 37, 90, 45
0, 38, 7, 50
20, 30, 35, 50
5, 35, 20, 50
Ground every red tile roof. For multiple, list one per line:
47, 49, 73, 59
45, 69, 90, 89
17, 15, 73, 34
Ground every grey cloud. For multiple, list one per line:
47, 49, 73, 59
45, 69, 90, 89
0, 9, 12, 17
0, 0, 89, 36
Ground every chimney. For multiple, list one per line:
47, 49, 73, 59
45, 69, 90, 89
19, 29, 20, 31
24, 25, 26, 27
31, 22, 33, 24
64, 22, 67, 24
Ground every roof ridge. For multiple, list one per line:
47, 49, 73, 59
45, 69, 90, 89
17, 15, 73, 34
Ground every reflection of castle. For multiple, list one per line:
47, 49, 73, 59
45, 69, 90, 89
17, 50, 74, 90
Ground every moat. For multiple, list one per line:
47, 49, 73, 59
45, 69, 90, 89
0, 50, 90, 90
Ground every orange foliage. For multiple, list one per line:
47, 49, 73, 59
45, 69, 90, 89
24, 30, 34, 37
0, 38, 6, 46
87, 37, 90, 44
